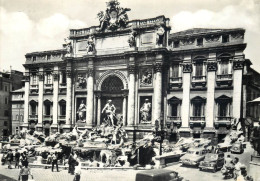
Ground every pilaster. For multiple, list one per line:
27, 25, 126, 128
181, 62, 192, 128
153, 60, 163, 124
206, 60, 217, 128
66, 69, 72, 126
24, 71, 30, 126
86, 60, 94, 126
233, 60, 244, 121
127, 57, 136, 126
52, 66, 59, 126
38, 68, 44, 125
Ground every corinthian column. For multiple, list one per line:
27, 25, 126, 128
23, 71, 30, 127
206, 61, 217, 128
86, 67, 94, 126
38, 69, 44, 125
181, 62, 192, 127
66, 69, 72, 125
127, 63, 136, 126
52, 68, 59, 126
153, 61, 163, 124
233, 60, 244, 121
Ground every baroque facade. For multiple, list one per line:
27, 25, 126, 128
21, 1, 260, 141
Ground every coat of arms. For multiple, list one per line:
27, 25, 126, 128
97, 0, 131, 31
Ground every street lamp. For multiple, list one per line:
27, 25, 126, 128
155, 113, 164, 156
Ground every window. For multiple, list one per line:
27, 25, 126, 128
216, 95, 232, 118
4, 85, 8, 92
45, 104, 51, 115
172, 64, 179, 78
4, 121, 8, 126
197, 38, 203, 46
4, 110, 9, 117
61, 72, 66, 84
46, 73, 52, 84
168, 96, 181, 118
220, 60, 229, 75
32, 56, 36, 62
16, 115, 19, 120
193, 102, 202, 116
219, 102, 228, 117
60, 103, 66, 116
195, 63, 203, 76
191, 96, 206, 117
31, 104, 37, 115
222, 35, 229, 43
171, 104, 178, 117
174, 41, 180, 48
20, 115, 23, 121
47, 55, 51, 60
31, 75, 38, 85
5, 97, 8, 104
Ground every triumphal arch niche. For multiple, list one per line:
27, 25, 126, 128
67, 0, 170, 140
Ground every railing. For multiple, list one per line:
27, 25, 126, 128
167, 116, 181, 121
59, 83, 67, 88
192, 76, 206, 82
216, 116, 232, 121
29, 115, 38, 119
30, 85, 38, 89
43, 115, 53, 120
169, 77, 182, 83
58, 115, 66, 119
216, 74, 232, 80
44, 84, 53, 88
190, 116, 205, 121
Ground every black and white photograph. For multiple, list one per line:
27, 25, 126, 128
0, 0, 260, 180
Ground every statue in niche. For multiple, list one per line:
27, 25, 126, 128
64, 37, 73, 57
140, 99, 152, 123
156, 26, 165, 47
141, 70, 152, 86
76, 74, 87, 89
77, 100, 86, 122
97, 0, 131, 31
86, 35, 95, 54
102, 100, 116, 126
128, 30, 137, 47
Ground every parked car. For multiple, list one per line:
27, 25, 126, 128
180, 147, 208, 167
135, 169, 183, 181
230, 142, 244, 154
199, 152, 225, 172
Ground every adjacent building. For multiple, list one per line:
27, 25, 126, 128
11, 88, 24, 135
0, 70, 23, 137
21, 1, 260, 141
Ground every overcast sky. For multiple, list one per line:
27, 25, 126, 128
0, 0, 260, 72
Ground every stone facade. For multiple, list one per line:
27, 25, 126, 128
21, 1, 260, 141
0, 70, 23, 137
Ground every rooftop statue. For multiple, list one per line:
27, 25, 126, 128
97, 0, 131, 31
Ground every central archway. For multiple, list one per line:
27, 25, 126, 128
100, 75, 124, 125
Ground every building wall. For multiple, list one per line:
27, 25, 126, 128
0, 71, 23, 137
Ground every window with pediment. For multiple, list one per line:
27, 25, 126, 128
191, 96, 206, 117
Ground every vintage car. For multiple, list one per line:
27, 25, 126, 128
199, 152, 225, 172
180, 147, 208, 167
135, 169, 183, 181
230, 142, 244, 154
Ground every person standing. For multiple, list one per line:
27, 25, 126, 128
7, 149, 13, 169
15, 149, 21, 169
68, 152, 74, 174
18, 165, 33, 181
73, 162, 81, 181
51, 152, 59, 172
